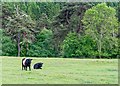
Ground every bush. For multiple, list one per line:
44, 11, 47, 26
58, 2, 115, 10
28, 28, 55, 57
2, 35, 17, 56
62, 32, 98, 58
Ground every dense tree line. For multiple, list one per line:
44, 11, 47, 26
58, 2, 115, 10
1, 2, 119, 58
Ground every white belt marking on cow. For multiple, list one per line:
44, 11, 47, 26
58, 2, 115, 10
23, 58, 29, 66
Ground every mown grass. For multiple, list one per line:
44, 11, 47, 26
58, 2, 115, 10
1, 56, 118, 84
0, 57, 2, 85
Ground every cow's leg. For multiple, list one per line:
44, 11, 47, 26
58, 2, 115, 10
29, 65, 31, 71
23, 66, 25, 70
25, 66, 27, 71
22, 65, 25, 70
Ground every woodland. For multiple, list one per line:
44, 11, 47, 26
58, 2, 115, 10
1, 2, 120, 58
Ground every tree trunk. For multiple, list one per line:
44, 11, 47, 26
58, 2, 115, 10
99, 39, 101, 59
112, 28, 115, 37
26, 42, 28, 56
66, 11, 70, 24
98, 32, 102, 59
17, 32, 21, 57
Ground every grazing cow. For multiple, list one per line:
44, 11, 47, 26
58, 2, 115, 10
33, 62, 43, 69
22, 58, 33, 71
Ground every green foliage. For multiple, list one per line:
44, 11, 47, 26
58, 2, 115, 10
3, 3, 35, 56
78, 35, 97, 58
2, 3, 15, 29
62, 32, 97, 58
35, 13, 51, 32
0, 29, 2, 55
1, 2, 119, 58
38, 2, 61, 20
82, 3, 118, 58
52, 3, 92, 55
28, 28, 55, 57
62, 32, 79, 58
1, 30, 17, 56
118, 2, 120, 22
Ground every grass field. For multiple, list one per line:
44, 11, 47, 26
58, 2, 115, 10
1, 56, 118, 84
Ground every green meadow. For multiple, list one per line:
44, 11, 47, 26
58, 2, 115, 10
1, 57, 118, 84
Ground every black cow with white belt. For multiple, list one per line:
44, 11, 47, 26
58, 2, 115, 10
22, 58, 33, 71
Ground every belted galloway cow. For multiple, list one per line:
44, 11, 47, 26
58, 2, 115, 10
22, 58, 33, 71
33, 62, 43, 69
